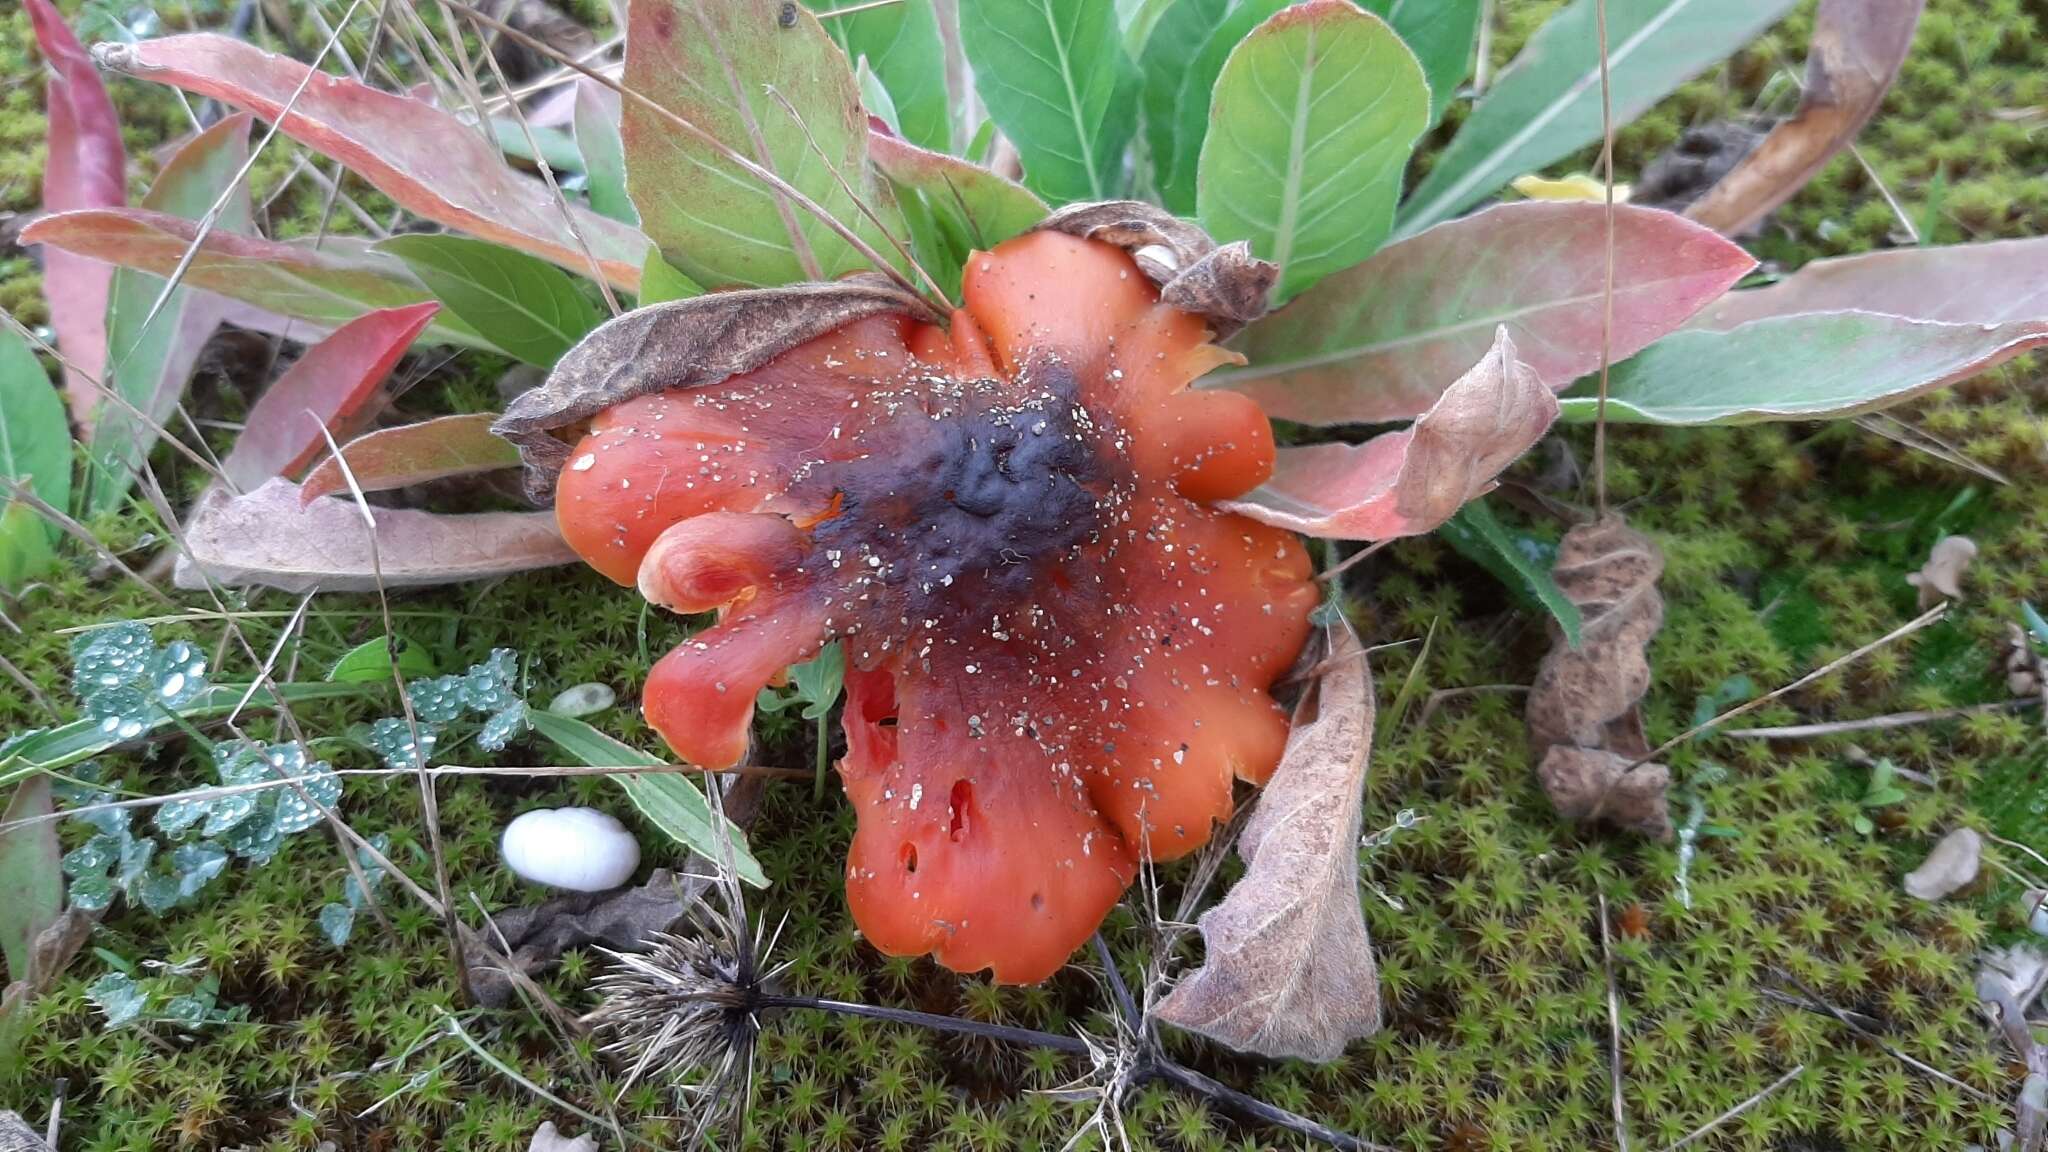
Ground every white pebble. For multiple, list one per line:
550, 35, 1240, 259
547, 682, 617, 718
1903, 827, 1982, 901
502, 807, 640, 892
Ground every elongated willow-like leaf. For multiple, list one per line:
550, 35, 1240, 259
0, 777, 62, 990
175, 478, 578, 593
28, 0, 126, 424
1694, 237, 2048, 329
526, 710, 768, 888
300, 414, 522, 504
89, 114, 253, 515
1686, 0, 1924, 235
0, 682, 368, 782
21, 210, 490, 351
869, 128, 1048, 296
1221, 201, 1754, 424
959, 0, 1134, 205
1141, 0, 1291, 216
1222, 329, 1556, 540
573, 80, 637, 226
93, 35, 648, 290
1557, 311, 2048, 426
1199, 0, 1430, 303
812, 0, 952, 152
0, 325, 70, 590
1396, 0, 1800, 236
623, 0, 908, 290
375, 235, 602, 367
223, 303, 441, 490
1359, 0, 1481, 127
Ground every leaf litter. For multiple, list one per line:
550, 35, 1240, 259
1525, 516, 1675, 840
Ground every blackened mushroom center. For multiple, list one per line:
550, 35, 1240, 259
807, 378, 1110, 617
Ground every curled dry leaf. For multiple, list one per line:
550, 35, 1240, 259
175, 478, 578, 593
492, 278, 930, 499
1154, 615, 1382, 1062
1035, 200, 1278, 337
0, 1110, 52, 1152
1686, 0, 1926, 235
1526, 517, 1674, 840
467, 868, 702, 1008
1220, 327, 1556, 540
1907, 534, 1978, 610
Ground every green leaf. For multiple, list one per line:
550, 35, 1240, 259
1396, 0, 1800, 235
1357, 0, 1481, 126
1198, 0, 1429, 302
857, 59, 902, 136
1556, 313, 2048, 426
327, 635, 439, 684
0, 778, 61, 985
796, 643, 846, 721
0, 323, 69, 588
638, 250, 705, 305
1438, 499, 1582, 647
525, 710, 766, 888
2021, 602, 2048, 649
813, 0, 952, 151
623, 0, 908, 289
490, 118, 584, 173
90, 113, 253, 515
1141, 0, 1291, 215
573, 81, 637, 226
375, 234, 603, 367
869, 128, 1049, 297
959, 0, 1134, 205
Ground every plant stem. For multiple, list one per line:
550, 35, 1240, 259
1149, 1057, 1390, 1152
755, 994, 1092, 1055
813, 712, 828, 803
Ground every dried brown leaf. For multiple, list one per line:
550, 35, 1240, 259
174, 478, 578, 593
1526, 517, 1673, 840
1907, 534, 1977, 610
1685, 0, 1925, 234
492, 278, 929, 499
1036, 200, 1277, 338
468, 868, 703, 1008
0, 1111, 51, 1152
1154, 616, 1381, 1062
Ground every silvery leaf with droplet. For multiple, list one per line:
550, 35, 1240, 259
116, 834, 156, 887
88, 971, 148, 1027
71, 622, 154, 697
459, 649, 520, 714
478, 700, 530, 752
406, 676, 467, 725
367, 717, 437, 770
171, 842, 230, 897
220, 813, 283, 863
273, 760, 340, 834
319, 902, 356, 948
136, 871, 184, 915
146, 639, 209, 709
62, 834, 119, 878
86, 685, 152, 742
69, 873, 116, 912
156, 791, 213, 836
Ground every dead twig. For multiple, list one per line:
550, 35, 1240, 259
1655, 1064, 1805, 1152
1598, 894, 1632, 1152
1721, 698, 2035, 739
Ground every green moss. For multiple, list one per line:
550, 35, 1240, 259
5, 0, 2048, 1147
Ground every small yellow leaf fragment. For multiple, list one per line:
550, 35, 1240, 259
1511, 173, 1632, 203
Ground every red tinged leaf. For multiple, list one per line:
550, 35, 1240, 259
299, 413, 523, 504
175, 478, 578, 593
223, 303, 440, 491
93, 35, 649, 290
1685, 0, 1925, 236
1219, 202, 1755, 425
1220, 328, 1557, 540
28, 0, 128, 423
1694, 236, 2048, 329
21, 208, 486, 346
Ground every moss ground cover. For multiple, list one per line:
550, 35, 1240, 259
3, 0, 2047, 1147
